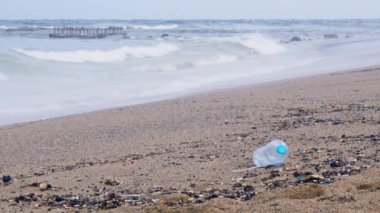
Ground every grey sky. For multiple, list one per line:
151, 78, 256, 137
1, 0, 379, 19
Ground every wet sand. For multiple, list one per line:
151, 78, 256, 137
0, 67, 379, 212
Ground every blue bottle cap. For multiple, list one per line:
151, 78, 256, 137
276, 145, 287, 154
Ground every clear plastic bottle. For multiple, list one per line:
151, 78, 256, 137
253, 140, 288, 167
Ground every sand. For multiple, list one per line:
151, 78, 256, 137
0, 67, 379, 212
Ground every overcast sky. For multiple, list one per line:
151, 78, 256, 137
1, 0, 379, 19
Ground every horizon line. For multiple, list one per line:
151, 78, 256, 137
1, 18, 380, 21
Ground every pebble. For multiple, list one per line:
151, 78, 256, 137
39, 183, 49, 191
2, 175, 12, 184
104, 178, 120, 186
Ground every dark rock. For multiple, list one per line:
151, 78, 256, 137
161, 34, 169, 38
293, 171, 302, 177
15, 195, 28, 203
31, 182, 40, 187
331, 121, 341, 125
290, 36, 302, 42
195, 198, 205, 203
2, 175, 12, 183
90, 200, 100, 206
243, 185, 254, 192
55, 195, 65, 202
330, 160, 346, 168
271, 170, 281, 178
206, 193, 219, 200
324, 34, 339, 39
105, 178, 120, 186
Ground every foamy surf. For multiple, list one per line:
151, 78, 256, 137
209, 34, 286, 55
128, 24, 178, 30
14, 43, 179, 63
236, 35, 286, 55
195, 54, 238, 66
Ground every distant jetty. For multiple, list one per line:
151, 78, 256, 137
49, 26, 124, 39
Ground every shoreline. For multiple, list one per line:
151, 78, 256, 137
2, 65, 379, 129
0, 66, 379, 212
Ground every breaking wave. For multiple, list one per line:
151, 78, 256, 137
0, 25, 54, 31
128, 24, 178, 30
225, 34, 286, 55
14, 43, 179, 63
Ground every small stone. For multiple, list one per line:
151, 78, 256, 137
310, 175, 324, 180
195, 198, 205, 203
104, 178, 120, 186
151, 199, 160, 204
270, 170, 282, 178
55, 195, 65, 202
243, 185, 254, 192
39, 182, 49, 191
330, 160, 346, 168
2, 175, 12, 184
272, 180, 287, 188
293, 171, 302, 177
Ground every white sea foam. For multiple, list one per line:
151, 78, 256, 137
0, 25, 53, 30
236, 35, 286, 55
130, 54, 238, 73
128, 24, 178, 30
195, 54, 238, 66
0, 25, 15, 30
14, 44, 179, 63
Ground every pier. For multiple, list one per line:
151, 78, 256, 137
49, 26, 124, 39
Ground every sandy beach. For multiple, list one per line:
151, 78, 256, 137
0, 67, 379, 212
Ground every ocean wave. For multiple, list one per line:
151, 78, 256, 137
0, 25, 8, 29
217, 34, 286, 55
127, 24, 178, 30
14, 44, 179, 63
0, 25, 54, 31
236, 35, 286, 55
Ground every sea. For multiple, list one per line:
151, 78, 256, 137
1, 19, 380, 125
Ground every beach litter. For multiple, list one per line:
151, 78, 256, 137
233, 140, 288, 173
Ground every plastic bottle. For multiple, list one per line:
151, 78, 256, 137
253, 140, 288, 167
